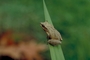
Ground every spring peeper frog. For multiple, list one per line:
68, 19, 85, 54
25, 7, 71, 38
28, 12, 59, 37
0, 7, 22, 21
40, 21, 63, 46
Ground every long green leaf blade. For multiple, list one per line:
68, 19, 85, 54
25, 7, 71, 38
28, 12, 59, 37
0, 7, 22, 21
43, 0, 53, 25
43, 0, 65, 60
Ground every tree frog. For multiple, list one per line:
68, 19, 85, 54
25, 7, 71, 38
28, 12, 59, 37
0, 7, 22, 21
40, 21, 63, 46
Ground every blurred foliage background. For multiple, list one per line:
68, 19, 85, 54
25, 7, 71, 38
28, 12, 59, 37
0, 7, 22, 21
0, 0, 90, 60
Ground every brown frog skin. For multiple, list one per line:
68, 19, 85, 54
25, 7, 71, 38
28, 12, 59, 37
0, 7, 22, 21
40, 21, 63, 46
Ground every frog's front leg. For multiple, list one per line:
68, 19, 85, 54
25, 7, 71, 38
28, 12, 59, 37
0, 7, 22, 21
48, 39, 61, 46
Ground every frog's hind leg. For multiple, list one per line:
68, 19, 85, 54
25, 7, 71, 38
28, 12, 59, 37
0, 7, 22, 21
48, 39, 61, 46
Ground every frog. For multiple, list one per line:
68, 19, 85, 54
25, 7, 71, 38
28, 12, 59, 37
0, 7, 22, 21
40, 21, 63, 46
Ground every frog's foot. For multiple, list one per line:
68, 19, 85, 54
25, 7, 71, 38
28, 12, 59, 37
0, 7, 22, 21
48, 39, 61, 46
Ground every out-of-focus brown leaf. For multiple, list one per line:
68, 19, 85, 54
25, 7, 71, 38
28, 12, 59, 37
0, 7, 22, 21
0, 30, 15, 46
0, 46, 21, 59
0, 41, 47, 60
0, 30, 48, 60
19, 41, 48, 60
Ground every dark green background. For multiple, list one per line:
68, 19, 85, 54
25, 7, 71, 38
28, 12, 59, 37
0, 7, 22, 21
0, 0, 90, 60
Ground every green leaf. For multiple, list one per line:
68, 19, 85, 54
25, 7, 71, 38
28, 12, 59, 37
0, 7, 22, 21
43, 0, 65, 60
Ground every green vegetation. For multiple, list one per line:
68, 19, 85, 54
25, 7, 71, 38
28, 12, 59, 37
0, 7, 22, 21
0, 0, 90, 60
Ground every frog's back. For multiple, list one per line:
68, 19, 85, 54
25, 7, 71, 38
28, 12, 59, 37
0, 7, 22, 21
48, 26, 62, 40
55, 30, 63, 40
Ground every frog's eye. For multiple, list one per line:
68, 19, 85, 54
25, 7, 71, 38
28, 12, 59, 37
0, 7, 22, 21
41, 24, 45, 27
42, 25, 46, 29
41, 24, 47, 30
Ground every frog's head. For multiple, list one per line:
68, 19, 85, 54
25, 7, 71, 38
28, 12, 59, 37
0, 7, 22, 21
40, 22, 49, 32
